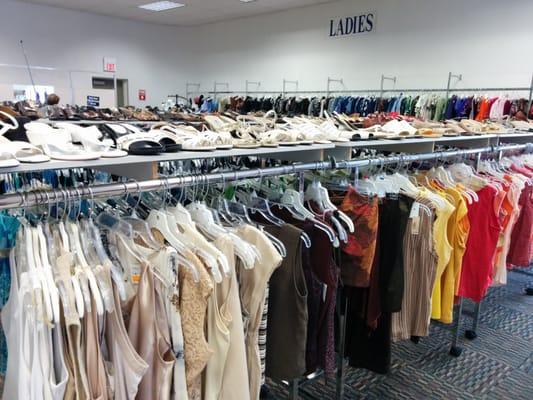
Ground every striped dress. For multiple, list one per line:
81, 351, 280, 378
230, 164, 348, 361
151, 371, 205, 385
392, 197, 438, 341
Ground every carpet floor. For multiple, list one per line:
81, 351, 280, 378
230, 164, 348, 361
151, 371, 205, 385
266, 267, 533, 399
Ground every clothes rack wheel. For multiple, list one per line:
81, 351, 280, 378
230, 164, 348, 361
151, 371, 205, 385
465, 300, 482, 341
449, 346, 463, 357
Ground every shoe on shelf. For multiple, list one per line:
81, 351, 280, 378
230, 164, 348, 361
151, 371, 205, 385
107, 123, 164, 155
25, 122, 101, 161
56, 122, 127, 158
0, 136, 49, 163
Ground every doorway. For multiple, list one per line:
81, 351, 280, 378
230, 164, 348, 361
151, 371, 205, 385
116, 79, 129, 107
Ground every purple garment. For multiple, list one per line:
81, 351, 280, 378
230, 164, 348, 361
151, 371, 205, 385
445, 95, 457, 119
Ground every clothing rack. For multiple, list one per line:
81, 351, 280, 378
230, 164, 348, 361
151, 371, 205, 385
185, 82, 201, 100
0, 143, 530, 400
1, 144, 528, 211
445, 72, 463, 99
188, 86, 532, 97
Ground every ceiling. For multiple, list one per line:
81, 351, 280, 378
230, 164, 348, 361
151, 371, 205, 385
17, 0, 337, 26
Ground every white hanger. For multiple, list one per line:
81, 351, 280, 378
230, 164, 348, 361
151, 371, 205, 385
281, 187, 338, 246
184, 202, 226, 239
188, 201, 259, 269
52, 221, 85, 318
36, 224, 61, 324
68, 221, 105, 316
27, 226, 54, 325
147, 209, 212, 281
168, 209, 229, 279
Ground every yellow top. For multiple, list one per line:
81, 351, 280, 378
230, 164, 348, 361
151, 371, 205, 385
436, 186, 470, 323
421, 185, 455, 320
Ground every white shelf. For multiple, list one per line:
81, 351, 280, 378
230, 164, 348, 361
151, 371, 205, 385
1, 133, 531, 179
0, 143, 335, 178
39, 119, 163, 125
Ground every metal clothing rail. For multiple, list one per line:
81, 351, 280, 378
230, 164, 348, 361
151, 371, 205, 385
0, 144, 529, 211
191, 86, 532, 97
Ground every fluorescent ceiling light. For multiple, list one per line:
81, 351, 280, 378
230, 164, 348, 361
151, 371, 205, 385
240, 0, 258, 3
138, 1, 185, 12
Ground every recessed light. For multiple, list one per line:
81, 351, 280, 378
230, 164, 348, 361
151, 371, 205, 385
138, 1, 185, 12
240, 0, 257, 3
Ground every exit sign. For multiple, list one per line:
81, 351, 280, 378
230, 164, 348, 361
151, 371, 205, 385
103, 57, 117, 73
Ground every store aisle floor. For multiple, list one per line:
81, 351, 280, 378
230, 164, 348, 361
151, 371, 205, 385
267, 267, 533, 399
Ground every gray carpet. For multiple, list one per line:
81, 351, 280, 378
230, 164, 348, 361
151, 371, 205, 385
267, 267, 533, 399
1, 269, 530, 399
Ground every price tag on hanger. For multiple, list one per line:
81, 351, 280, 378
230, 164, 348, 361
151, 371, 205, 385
409, 202, 420, 219
410, 202, 420, 235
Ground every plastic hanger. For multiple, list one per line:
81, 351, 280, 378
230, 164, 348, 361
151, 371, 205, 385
147, 208, 210, 282
27, 225, 54, 324
36, 224, 61, 324
68, 221, 104, 316
280, 188, 338, 245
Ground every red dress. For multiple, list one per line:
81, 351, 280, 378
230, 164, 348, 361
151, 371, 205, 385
458, 185, 502, 302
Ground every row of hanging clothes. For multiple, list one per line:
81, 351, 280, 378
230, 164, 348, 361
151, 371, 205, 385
0, 147, 531, 399
208, 94, 533, 121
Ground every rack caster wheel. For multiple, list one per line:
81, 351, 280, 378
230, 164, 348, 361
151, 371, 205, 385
449, 346, 463, 357
465, 330, 477, 340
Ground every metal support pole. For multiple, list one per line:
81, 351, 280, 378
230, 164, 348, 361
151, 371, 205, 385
19, 40, 38, 101
213, 81, 229, 99
379, 75, 397, 98
327, 77, 344, 97
526, 74, 533, 118
185, 82, 200, 102
283, 79, 299, 96
113, 73, 117, 108
245, 80, 260, 96
446, 72, 463, 100
336, 292, 348, 400
449, 297, 464, 357
289, 379, 299, 400
465, 301, 482, 340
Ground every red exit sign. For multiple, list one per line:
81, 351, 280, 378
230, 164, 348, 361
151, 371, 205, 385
103, 57, 117, 73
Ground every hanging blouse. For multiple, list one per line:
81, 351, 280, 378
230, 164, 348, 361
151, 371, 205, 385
458, 185, 501, 302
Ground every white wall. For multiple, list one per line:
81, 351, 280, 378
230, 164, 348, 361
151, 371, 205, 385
0, 0, 194, 107
188, 0, 533, 96
1, 0, 532, 107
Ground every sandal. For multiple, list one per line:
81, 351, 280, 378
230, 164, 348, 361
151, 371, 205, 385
25, 122, 101, 161
107, 124, 163, 155
56, 122, 128, 158
0, 152, 20, 168
0, 136, 49, 163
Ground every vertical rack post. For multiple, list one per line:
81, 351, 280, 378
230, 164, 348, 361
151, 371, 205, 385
446, 72, 463, 100
213, 81, 229, 99
526, 74, 533, 118
283, 79, 299, 96
336, 290, 348, 400
289, 380, 299, 400
245, 80, 261, 96
113, 73, 118, 108
379, 74, 397, 98
185, 82, 200, 102
449, 298, 464, 357
327, 77, 344, 97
